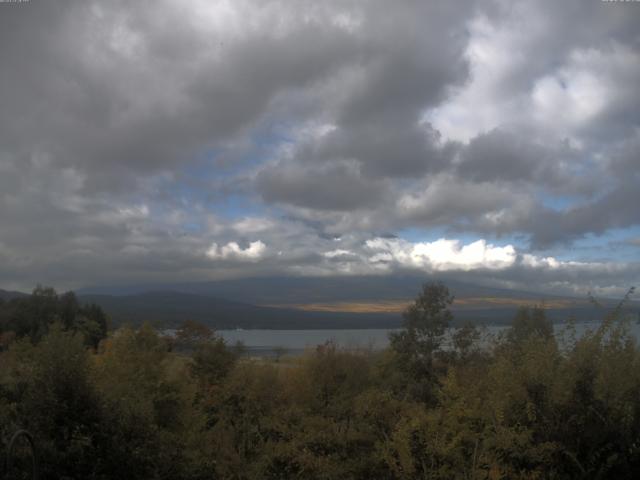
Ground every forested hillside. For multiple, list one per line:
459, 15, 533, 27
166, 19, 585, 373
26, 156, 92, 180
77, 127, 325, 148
1, 284, 640, 479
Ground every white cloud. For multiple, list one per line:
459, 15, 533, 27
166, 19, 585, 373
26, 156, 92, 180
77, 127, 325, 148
117, 205, 150, 220
323, 249, 353, 258
520, 253, 622, 274
426, 12, 528, 142
231, 217, 275, 234
428, 7, 640, 147
206, 240, 266, 261
365, 237, 517, 271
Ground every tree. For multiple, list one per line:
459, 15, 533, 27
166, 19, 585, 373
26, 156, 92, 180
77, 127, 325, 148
452, 321, 482, 362
190, 336, 238, 387
507, 306, 553, 345
76, 302, 109, 349
388, 282, 454, 402
175, 319, 214, 348
0, 324, 103, 479
0, 286, 108, 347
92, 323, 200, 479
390, 282, 454, 357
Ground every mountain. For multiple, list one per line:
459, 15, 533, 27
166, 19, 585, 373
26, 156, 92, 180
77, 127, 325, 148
77, 291, 402, 330
77, 275, 636, 327
78, 275, 567, 304
5, 277, 635, 329
0, 289, 28, 301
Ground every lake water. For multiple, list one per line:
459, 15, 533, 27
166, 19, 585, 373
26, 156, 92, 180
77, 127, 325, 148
218, 328, 396, 356
216, 320, 640, 357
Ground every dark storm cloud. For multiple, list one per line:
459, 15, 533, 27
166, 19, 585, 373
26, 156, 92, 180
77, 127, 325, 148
609, 133, 640, 177
0, 0, 639, 293
460, 129, 567, 184
302, 120, 455, 178
395, 175, 530, 228
528, 179, 640, 249
1, 0, 362, 184
256, 160, 386, 211
254, 0, 474, 197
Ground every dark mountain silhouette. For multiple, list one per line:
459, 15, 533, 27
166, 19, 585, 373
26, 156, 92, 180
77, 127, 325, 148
78, 275, 567, 304
77, 290, 625, 329
5, 277, 636, 329
78, 291, 401, 329
0, 289, 29, 301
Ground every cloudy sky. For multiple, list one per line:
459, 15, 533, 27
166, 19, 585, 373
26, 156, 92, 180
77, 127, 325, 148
1, 0, 639, 296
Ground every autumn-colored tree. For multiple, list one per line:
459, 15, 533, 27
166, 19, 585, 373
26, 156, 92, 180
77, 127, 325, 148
2, 282, 640, 479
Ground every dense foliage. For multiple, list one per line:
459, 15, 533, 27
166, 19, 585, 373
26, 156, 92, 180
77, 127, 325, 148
1, 283, 640, 479
0, 286, 108, 348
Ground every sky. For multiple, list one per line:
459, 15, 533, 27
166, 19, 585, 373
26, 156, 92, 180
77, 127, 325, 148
0, 0, 639, 296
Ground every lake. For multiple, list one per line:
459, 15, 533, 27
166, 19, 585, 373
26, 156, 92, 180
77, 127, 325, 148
216, 320, 640, 357
218, 328, 396, 356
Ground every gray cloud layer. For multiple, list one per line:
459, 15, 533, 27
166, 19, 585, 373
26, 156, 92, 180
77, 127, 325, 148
0, 0, 639, 293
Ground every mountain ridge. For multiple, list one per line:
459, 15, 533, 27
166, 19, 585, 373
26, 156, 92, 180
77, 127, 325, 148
77, 274, 577, 303
5, 278, 636, 329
